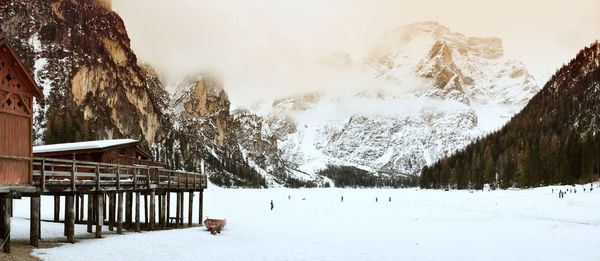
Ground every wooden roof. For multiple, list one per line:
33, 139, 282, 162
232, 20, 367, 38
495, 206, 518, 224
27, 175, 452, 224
0, 35, 44, 99
33, 139, 151, 159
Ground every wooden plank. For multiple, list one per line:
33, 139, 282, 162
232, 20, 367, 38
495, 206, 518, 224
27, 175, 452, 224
95, 165, 100, 192
75, 193, 79, 223
108, 193, 114, 231
71, 158, 76, 192
159, 194, 165, 229
175, 192, 180, 228
30, 196, 39, 247
95, 194, 103, 238
116, 192, 123, 234
126, 192, 132, 230
40, 159, 46, 191
65, 195, 74, 243
166, 192, 170, 225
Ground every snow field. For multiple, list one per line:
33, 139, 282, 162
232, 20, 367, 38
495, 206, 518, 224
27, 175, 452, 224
6, 184, 600, 261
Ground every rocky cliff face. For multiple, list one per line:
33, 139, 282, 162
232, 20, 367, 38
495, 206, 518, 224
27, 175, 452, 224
239, 21, 541, 178
0, 0, 168, 145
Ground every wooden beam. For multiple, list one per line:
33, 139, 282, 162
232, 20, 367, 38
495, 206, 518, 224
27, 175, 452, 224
166, 192, 170, 225
188, 191, 193, 227
135, 192, 140, 232
87, 194, 93, 233
75, 193, 80, 223
149, 190, 155, 231
108, 193, 115, 231
144, 194, 148, 226
95, 194, 103, 238
175, 192, 180, 228
160, 194, 166, 229
125, 192, 132, 230
65, 195, 74, 243
199, 189, 203, 226
116, 192, 123, 234
30, 196, 40, 247
54, 195, 60, 222
2, 197, 11, 253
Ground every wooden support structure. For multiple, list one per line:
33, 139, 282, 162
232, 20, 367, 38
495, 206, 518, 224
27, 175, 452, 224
54, 195, 60, 222
87, 194, 93, 233
144, 194, 148, 226
65, 195, 74, 243
109, 193, 115, 231
95, 193, 103, 238
1, 197, 11, 253
125, 192, 132, 230
159, 194, 166, 229
166, 192, 170, 225
75, 193, 80, 223
135, 192, 140, 232
188, 191, 193, 227
30, 195, 40, 247
175, 192, 181, 227
117, 192, 123, 234
199, 189, 203, 226
79, 194, 84, 223
149, 190, 155, 231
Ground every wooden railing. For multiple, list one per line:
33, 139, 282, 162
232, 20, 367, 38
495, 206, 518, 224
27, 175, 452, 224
32, 157, 207, 192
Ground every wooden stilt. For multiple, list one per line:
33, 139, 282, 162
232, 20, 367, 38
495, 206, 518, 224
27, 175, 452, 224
79, 195, 85, 223
87, 194, 93, 233
149, 190, 155, 231
75, 194, 80, 223
188, 191, 193, 227
117, 192, 123, 234
2, 197, 11, 253
54, 195, 60, 222
95, 194, 103, 238
103, 194, 107, 223
30, 196, 40, 247
135, 192, 140, 232
199, 189, 203, 226
109, 193, 115, 231
180, 192, 184, 228
160, 194, 166, 229
65, 195, 74, 243
144, 194, 148, 226
166, 192, 171, 225
125, 192, 132, 230
175, 192, 180, 228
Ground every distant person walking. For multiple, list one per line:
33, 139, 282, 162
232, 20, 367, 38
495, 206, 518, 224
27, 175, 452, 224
341, 196, 343, 202
389, 196, 391, 202
559, 190, 563, 199
270, 200, 274, 211
376, 197, 378, 202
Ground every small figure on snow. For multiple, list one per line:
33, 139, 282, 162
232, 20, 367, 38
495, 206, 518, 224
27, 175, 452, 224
376, 197, 378, 202
341, 196, 343, 202
389, 196, 391, 202
270, 200, 274, 211
288, 195, 291, 200
558, 190, 563, 198
574, 188, 577, 193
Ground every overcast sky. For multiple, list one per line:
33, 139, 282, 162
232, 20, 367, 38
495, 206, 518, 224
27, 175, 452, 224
112, 0, 600, 106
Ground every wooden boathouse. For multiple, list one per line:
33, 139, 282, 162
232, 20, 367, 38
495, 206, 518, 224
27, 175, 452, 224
0, 36, 207, 253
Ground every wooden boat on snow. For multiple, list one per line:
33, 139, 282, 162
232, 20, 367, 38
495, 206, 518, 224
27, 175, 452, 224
204, 218, 226, 234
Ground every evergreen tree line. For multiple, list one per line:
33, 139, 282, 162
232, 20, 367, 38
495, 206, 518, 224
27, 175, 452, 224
420, 41, 600, 189
319, 165, 419, 188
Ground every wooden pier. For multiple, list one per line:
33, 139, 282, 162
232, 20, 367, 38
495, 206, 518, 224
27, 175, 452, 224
0, 157, 207, 253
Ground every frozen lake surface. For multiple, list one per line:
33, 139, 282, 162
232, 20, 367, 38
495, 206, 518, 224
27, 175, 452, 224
8, 184, 600, 261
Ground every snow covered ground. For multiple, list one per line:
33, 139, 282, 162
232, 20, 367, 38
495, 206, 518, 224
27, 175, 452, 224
7, 184, 600, 261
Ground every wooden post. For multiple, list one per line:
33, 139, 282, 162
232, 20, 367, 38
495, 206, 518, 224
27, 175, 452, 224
109, 193, 114, 231
87, 194, 93, 233
180, 192, 184, 228
75, 193, 80, 223
65, 195, 74, 243
175, 192, 180, 228
79, 195, 84, 224
30, 196, 40, 247
71, 157, 77, 192
125, 192, 132, 230
1, 197, 11, 253
149, 190, 155, 231
144, 195, 148, 226
160, 194, 166, 229
103, 194, 107, 223
117, 192, 123, 234
199, 189, 203, 226
166, 192, 171, 223
54, 195, 60, 222
95, 194, 103, 238
188, 191, 193, 227
135, 192, 140, 232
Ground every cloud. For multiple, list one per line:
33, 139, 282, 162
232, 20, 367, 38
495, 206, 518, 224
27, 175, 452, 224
112, 0, 600, 107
